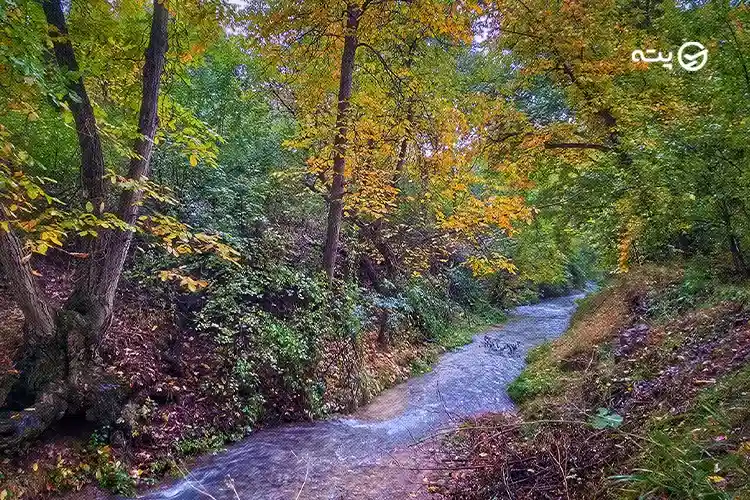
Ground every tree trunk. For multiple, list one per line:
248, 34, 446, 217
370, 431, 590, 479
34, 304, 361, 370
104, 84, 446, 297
70, 0, 169, 338
0, 228, 55, 342
41, 0, 107, 214
720, 200, 748, 277
0, 0, 169, 449
322, 4, 360, 282
392, 39, 417, 191
393, 134, 409, 189
0, 226, 59, 410
0, 225, 70, 447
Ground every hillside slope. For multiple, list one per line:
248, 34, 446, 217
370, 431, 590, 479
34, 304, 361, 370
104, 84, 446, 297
437, 265, 750, 499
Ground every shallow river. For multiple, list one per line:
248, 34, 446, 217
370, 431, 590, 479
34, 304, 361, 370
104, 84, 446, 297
139, 291, 585, 500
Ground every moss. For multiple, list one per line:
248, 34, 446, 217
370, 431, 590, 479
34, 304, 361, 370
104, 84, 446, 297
507, 363, 564, 403
525, 341, 552, 364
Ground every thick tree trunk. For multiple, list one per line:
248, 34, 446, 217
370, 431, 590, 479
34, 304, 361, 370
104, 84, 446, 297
0, 227, 68, 447
322, 4, 360, 282
0, 0, 169, 449
0, 226, 58, 411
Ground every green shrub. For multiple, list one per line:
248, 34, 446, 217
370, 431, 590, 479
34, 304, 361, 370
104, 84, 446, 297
94, 459, 136, 496
507, 363, 563, 403
175, 431, 226, 457
646, 264, 712, 320
194, 262, 353, 420
404, 275, 458, 340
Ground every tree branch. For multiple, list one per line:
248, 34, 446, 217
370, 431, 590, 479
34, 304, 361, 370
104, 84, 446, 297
544, 142, 611, 152
41, 0, 107, 214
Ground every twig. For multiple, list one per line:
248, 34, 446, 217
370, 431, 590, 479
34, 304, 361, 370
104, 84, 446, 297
225, 476, 241, 500
175, 465, 219, 500
294, 453, 311, 500
436, 380, 457, 423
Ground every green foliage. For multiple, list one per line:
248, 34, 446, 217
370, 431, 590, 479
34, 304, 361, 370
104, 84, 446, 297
646, 264, 713, 320
409, 355, 435, 376
174, 431, 226, 457
46, 441, 136, 496
646, 262, 750, 322
93, 458, 135, 496
403, 276, 461, 341
507, 363, 563, 404
194, 262, 339, 420
614, 366, 750, 499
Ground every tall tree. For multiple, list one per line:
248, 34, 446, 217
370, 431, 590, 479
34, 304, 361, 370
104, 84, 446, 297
322, 2, 362, 281
0, 0, 169, 447
255, 0, 526, 282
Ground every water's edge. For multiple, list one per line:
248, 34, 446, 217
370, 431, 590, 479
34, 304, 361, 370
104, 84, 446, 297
138, 291, 585, 499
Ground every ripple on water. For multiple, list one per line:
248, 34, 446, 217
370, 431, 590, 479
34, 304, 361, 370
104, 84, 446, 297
137, 291, 586, 500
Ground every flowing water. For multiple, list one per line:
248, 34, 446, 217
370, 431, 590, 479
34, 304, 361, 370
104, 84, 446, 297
139, 291, 585, 500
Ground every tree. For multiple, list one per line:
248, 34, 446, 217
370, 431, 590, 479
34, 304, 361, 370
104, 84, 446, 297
322, 2, 361, 282
482, 0, 749, 274
0, 0, 169, 447
255, 0, 531, 283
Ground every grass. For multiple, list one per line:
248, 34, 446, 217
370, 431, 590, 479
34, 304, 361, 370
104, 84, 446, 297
615, 365, 750, 499
507, 280, 627, 405
445, 264, 750, 499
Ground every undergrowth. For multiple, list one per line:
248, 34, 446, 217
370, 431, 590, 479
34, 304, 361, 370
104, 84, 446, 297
441, 263, 750, 499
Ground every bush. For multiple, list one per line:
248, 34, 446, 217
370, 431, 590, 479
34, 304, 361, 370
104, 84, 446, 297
194, 261, 356, 421
616, 366, 750, 498
507, 363, 563, 403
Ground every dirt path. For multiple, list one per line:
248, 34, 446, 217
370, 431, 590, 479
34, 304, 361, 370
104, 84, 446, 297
137, 292, 584, 500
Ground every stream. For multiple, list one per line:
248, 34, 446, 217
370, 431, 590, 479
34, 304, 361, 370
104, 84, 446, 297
139, 291, 585, 500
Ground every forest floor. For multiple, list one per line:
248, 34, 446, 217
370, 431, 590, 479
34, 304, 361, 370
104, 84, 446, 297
431, 264, 750, 499
0, 261, 498, 499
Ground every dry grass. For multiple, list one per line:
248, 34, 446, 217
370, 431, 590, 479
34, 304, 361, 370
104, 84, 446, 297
436, 264, 750, 499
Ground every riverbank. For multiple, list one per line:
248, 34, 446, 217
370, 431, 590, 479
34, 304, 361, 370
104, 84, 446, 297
436, 264, 750, 499
0, 265, 507, 499
133, 291, 583, 499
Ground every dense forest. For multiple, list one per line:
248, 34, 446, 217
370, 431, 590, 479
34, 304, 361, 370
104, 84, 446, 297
0, 0, 749, 498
